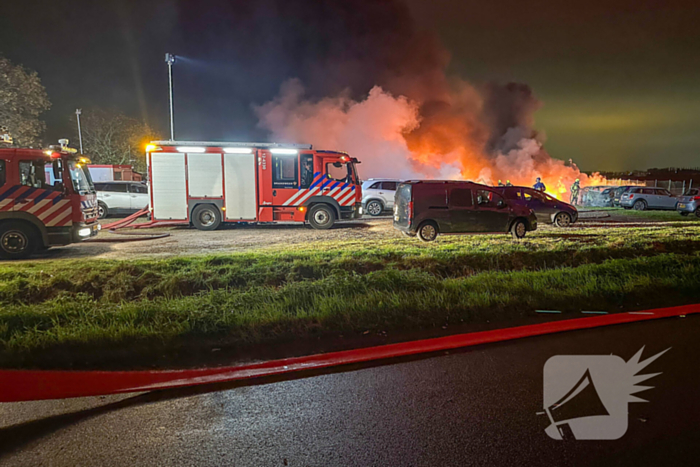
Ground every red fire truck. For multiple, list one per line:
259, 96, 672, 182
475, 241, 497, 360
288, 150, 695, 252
146, 141, 362, 230
0, 143, 100, 259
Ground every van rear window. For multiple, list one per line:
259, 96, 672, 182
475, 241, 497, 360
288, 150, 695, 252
396, 184, 411, 202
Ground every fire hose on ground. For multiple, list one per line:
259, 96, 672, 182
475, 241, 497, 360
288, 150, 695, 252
85, 208, 174, 243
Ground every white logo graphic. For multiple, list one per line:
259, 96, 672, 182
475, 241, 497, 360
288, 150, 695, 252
541, 347, 669, 440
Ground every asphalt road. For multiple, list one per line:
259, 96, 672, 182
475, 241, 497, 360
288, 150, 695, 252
1, 315, 698, 466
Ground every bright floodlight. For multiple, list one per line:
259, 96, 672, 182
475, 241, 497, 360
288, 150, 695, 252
165, 53, 176, 65
223, 147, 253, 154
270, 148, 298, 155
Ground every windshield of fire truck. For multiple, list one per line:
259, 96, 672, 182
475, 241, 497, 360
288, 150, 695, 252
67, 160, 95, 195
326, 161, 359, 184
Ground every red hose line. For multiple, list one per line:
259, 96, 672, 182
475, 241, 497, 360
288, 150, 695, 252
0, 304, 697, 402
100, 209, 149, 230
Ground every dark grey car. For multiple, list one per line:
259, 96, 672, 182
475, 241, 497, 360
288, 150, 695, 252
495, 186, 578, 226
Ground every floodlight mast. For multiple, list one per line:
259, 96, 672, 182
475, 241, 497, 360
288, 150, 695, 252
165, 53, 176, 141
75, 109, 83, 153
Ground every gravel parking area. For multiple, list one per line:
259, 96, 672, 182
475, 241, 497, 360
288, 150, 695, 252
25, 211, 688, 261
31, 217, 399, 260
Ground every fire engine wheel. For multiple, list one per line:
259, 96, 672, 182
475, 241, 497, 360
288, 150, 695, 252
553, 212, 572, 227
0, 222, 38, 260
366, 200, 384, 216
511, 219, 528, 239
97, 202, 109, 219
417, 221, 438, 242
192, 204, 222, 231
308, 204, 336, 230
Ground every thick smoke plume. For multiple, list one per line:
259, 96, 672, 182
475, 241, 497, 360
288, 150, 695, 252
254, 0, 604, 198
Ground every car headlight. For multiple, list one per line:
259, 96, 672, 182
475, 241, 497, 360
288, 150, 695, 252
78, 228, 92, 237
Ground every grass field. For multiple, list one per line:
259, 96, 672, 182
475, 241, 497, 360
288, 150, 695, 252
590, 207, 700, 222
1, 223, 700, 366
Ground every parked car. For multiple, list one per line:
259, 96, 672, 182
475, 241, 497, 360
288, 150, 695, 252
580, 185, 614, 207
676, 188, 700, 217
495, 186, 578, 227
94, 181, 149, 219
613, 186, 636, 206
619, 187, 678, 211
393, 181, 537, 242
362, 179, 401, 216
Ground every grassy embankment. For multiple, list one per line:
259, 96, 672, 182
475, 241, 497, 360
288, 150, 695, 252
1, 223, 700, 364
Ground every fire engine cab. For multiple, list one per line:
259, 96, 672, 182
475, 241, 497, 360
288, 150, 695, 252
146, 141, 362, 230
0, 142, 100, 259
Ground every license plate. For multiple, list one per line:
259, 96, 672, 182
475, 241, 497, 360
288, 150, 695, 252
678, 204, 686, 209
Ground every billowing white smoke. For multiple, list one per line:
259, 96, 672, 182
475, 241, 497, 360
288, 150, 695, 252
255, 79, 602, 197
254, 79, 461, 180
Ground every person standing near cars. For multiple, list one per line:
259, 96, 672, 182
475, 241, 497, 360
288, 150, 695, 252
534, 177, 546, 192
570, 179, 580, 205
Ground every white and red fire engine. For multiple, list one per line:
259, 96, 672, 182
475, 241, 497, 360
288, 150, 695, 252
0, 141, 100, 259
145, 141, 363, 230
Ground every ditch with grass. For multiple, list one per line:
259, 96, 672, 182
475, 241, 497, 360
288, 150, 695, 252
1, 223, 700, 368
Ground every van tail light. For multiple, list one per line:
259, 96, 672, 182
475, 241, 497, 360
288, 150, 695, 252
408, 201, 413, 220
693, 196, 700, 201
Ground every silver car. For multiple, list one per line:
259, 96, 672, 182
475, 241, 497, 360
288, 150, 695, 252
361, 179, 401, 216
676, 188, 700, 217
95, 181, 150, 219
619, 187, 678, 211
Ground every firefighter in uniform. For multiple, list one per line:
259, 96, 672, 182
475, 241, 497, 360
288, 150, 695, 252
533, 177, 546, 192
497, 180, 504, 187
570, 179, 580, 205
506, 180, 513, 186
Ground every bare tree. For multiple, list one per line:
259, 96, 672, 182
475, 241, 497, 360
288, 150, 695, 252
71, 109, 160, 172
0, 55, 51, 147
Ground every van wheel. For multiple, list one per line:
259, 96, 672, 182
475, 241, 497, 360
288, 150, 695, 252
192, 204, 222, 231
695, 209, 700, 219
511, 219, 527, 239
417, 221, 438, 242
366, 200, 383, 216
633, 200, 647, 211
0, 221, 38, 260
308, 204, 336, 230
97, 202, 108, 219
553, 212, 572, 227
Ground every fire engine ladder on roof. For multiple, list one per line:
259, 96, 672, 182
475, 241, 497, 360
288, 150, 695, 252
150, 141, 313, 150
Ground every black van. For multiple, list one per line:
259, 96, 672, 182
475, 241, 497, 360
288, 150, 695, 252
393, 181, 538, 242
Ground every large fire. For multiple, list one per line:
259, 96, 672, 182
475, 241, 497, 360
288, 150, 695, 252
253, 5, 610, 203
255, 79, 610, 202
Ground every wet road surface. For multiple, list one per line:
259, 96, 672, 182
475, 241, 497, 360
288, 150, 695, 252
1, 315, 698, 466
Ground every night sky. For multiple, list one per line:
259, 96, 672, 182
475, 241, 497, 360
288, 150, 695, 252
1, 0, 698, 171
